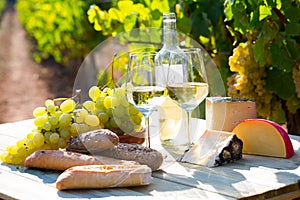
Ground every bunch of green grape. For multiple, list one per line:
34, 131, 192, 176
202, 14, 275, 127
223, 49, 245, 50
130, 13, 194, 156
0, 85, 143, 165
227, 41, 274, 118
85, 86, 143, 135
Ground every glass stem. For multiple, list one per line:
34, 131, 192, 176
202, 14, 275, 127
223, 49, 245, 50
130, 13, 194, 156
145, 117, 150, 148
187, 111, 191, 145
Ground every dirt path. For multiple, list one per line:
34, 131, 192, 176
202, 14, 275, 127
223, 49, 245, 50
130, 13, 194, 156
0, 2, 74, 123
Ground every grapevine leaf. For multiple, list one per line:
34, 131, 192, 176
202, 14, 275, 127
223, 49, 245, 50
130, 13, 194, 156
108, 8, 123, 22
177, 16, 192, 34
270, 41, 294, 72
254, 37, 266, 66
124, 14, 137, 31
286, 38, 300, 60
259, 5, 272, 21
266, 67, 295, 100
190, 12, 210, 38
224, 0, 233, 21
285, 6, 300, 23
285, 23, 300, 36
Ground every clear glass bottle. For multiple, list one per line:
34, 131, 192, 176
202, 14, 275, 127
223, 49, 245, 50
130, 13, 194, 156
155, 13, 188, 155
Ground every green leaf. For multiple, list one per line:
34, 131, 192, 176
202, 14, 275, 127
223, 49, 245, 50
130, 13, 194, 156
177, 16, 192, 34
259, 5, 272, 21
124, 14, 137, 31
285, 23, 300, 36
270, 41, 295, 72
266, 67, 295, 100
191, 12, 210, 38
254, 37, 266, 66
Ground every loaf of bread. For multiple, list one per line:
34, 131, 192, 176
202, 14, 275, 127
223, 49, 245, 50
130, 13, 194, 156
56, 164, 152, 190
98, 143, 163, 171
24, 150, 138, 170
66, 129, 119, 153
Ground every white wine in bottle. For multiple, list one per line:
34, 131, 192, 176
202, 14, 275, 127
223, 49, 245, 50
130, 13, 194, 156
155, 13, 189, 153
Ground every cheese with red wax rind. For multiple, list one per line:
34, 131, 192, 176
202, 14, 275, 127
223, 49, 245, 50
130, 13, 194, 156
232, 119, 294, 158
206, 97, 257, 132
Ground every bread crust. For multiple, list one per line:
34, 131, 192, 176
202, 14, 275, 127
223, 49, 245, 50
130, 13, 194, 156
24, 150, 138, 170
56, 165, 152, 190
66, 129, 119, 153
99, 143, 163, 171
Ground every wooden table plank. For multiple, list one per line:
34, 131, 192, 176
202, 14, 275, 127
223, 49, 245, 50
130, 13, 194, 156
1, 119, 300, 199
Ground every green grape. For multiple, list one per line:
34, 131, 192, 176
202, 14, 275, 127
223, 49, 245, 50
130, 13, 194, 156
129, 105, 139, 115
111, 96, 120, 107
78, 123, 90, 133
131, 115, 142, 125
34, 116, 48, 128
16, 139, 26, 148
47, 104, 57, 114
58, 138, 67, 148
84, 114, 100, 127
109, 117, 119, 129
83, 100, 96, 112
6, 145, 18, 155
45, 99, 55, 107
103, 96, 113, 108
97, 112, 109, 123
48, 115, 59, 126
75, 108, 88, 123
43, 121, 52, 131
89, 86, 101, 101
112, 105, 125, 117
44, 132, 51, 144
49, 133, 60, 144
32, 132, 45, 148
69, 123, 80, 137
60, 99, 76, 113
120, 96, 129, 106
95, 99, 105, 111
17, 146, 27, 157
59, 113, 72, 127
114, 88, 125, 98
26, 139, 35, 149
33, 107, 47, 117
60, 129, 70, 140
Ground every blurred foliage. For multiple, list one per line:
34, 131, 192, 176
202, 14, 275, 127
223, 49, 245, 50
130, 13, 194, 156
224, 0, 300, 133
15, 0, 103, 67
0, 0, 6, 20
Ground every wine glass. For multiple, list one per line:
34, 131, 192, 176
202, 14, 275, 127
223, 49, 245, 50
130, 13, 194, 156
166, 48, 209, 151
126, 52, 167, 148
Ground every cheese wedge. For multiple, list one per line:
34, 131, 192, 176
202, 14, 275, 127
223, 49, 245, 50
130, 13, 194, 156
232, 119, 294, 158
206, 97, 257, 131
181, 130, 243, 167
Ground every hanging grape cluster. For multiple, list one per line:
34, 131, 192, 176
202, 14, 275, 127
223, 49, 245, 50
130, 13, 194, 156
227, 41, 274, 118
0, 86, 143, 165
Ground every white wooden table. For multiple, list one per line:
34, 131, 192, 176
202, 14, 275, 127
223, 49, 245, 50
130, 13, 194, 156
1, 119, 300, 200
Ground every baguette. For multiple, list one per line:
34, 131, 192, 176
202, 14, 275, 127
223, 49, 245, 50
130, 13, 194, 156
56, 165, 152, 190
66, 129, 119, 153
24, 150, 138, 170
98, 143, 163, 171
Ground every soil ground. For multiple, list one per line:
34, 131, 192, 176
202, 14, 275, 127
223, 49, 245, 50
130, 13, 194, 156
0, 2, 75, 123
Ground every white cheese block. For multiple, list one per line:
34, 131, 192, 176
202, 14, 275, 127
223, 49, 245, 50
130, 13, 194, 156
206, 97, 257, 132
181, 130, 243, 167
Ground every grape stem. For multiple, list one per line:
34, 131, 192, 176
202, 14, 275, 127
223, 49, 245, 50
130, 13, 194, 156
101, 54, 119, 90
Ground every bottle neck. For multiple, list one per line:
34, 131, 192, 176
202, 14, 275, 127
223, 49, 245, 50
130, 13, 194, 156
163, 19, 178, 49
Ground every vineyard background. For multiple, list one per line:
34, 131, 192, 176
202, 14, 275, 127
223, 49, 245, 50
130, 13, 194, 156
0, 1, 75, 123
0, 0, 299, 134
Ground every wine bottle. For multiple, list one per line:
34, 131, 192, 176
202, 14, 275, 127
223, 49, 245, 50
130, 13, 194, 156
155, 13, 188, 154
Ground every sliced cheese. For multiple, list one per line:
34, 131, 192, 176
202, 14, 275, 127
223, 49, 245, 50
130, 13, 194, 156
206, 97, 257, 132
181, 130, 243, 167
232, 119, 294, 158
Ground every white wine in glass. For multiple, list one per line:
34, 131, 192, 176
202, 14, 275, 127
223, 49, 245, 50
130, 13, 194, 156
126, 52, 167, 148
166, 48, 209, 154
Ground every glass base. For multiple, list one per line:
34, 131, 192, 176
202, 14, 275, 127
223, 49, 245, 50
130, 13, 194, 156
161, 140, 190, 161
